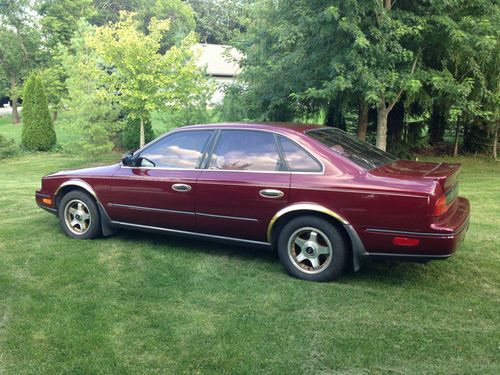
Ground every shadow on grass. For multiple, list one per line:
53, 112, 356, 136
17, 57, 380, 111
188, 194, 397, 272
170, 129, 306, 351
114, 229, 278, 264
107, 229, 437, 287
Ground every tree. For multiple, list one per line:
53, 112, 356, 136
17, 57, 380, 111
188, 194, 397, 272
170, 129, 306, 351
187, 0, 250, 44
86, 11, 211, 147
21, 73, 56, 151
39, 0, 95, 50
236, 1, 423, 150
91, 0, 195, 50
0, 0, 41, 124
63, 21, 121, 158
38, 0, 95, 120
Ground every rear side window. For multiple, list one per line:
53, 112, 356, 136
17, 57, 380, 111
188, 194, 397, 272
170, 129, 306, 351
139, 130, 212, 169
278, 136, 322, 172
209, 130, 281, 171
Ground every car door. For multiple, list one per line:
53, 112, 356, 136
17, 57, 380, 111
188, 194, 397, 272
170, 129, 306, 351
196, 130, 290, 242
106, 129, 213, 231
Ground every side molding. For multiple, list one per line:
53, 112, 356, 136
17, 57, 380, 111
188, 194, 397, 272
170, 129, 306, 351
266, 203, 367, 272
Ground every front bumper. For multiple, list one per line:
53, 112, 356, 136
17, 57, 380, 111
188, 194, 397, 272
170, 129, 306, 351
35, 190, 57, 215
359, 197, 470, 259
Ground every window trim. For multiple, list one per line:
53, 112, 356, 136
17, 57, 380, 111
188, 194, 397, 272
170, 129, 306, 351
204, 129, 323, 174
122, 128, 325, 174
130, 129, 215, 170
276, 134, 323, 173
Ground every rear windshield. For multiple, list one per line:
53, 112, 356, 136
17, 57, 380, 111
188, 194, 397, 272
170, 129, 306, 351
306, 128, 397, 170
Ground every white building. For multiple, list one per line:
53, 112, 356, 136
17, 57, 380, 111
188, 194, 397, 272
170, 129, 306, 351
192, 43, 242, 105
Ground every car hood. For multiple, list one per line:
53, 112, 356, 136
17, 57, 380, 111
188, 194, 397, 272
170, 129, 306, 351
370, 160, 461, 192
47, 163, 121, 178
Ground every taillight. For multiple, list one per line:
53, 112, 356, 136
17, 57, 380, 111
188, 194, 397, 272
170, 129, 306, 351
433, 194, 449, 216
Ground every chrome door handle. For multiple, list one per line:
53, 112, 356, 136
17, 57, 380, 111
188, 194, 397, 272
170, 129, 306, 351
172, 183, 192, 192
259, 189, 284, 199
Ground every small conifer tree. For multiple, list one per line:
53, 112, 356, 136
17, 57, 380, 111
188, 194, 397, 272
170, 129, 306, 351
21, 73, 57, 151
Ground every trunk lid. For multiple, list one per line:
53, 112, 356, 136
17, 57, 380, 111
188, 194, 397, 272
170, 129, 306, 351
370, 160, 461, 192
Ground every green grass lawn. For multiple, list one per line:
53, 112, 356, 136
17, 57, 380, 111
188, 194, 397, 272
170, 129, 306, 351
0, 112, 82, 146
0, 133, 499, 373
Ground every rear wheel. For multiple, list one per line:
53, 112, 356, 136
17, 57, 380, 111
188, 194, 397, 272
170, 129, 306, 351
58, 190, 101, 239
277, 216, 347, 281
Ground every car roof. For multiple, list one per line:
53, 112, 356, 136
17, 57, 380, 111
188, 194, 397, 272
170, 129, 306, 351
179, 122, 322, 135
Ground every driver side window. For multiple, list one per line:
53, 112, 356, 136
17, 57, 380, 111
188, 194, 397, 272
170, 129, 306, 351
138, 130, 212, 169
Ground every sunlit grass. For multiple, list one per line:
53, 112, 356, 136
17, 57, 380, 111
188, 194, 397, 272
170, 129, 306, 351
0, 150, 498, 374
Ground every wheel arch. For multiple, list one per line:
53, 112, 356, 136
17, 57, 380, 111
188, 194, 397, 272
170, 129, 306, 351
54, 180, 115, 236
267, 204, 367, 271
54, 180, 98, 208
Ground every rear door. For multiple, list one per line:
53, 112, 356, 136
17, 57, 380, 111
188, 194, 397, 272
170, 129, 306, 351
196, 130, 290, 242
107, 130, 213, 231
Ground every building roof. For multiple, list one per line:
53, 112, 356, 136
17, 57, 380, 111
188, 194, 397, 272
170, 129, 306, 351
192, 43, 242, 77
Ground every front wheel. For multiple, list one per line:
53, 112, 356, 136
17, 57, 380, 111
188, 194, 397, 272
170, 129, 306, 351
277, 216, 347, 282
58, 190, 101, 239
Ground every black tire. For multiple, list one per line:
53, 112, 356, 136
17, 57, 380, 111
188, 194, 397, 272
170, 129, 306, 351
277, 216, 347, 282
58, 190, 102, 239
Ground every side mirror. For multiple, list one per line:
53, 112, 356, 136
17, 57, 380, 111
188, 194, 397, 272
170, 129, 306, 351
121, 152, 136, 167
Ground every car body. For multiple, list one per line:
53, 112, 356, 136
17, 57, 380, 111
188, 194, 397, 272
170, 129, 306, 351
36, 123, 470, 281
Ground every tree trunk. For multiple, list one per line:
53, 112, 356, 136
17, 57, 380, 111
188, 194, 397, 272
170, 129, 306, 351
429, 101, 449, 145
387, 101, 405, 154
376, 104, 389, 151
453, 116, 461, 157
9, 72, 20, 124
140, 117, 145, 148
324, 100, 346, 130
357, 101, 368, 141
52, 111, 58, 122
493, 125, 498, 161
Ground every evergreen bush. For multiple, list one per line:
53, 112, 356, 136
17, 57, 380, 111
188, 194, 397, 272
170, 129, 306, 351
21, 73, 57, 151
122, 117, 155, 150
0, 134, 17, 159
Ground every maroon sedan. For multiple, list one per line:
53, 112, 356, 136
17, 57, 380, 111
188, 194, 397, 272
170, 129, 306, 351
36, 123, 470, 281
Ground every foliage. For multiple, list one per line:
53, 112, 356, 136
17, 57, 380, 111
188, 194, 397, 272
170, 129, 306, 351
38, 0, 95, 118
39, 46, 68, 119
122, 116, 155, 150
0, 133, 16, 159
85, 11, 212, 147
236, 0, 498, 155
91, 0, 195, 51
21, 73, 56, 151
187, 0, 250, 44
38, 0, 95, 50
216, 83, 249, 122
141, 0, 196, 52
62, 21, 121, 158
0, 0, 42, 123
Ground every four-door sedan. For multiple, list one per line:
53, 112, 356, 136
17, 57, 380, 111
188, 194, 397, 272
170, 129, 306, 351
36, 123, 470, 281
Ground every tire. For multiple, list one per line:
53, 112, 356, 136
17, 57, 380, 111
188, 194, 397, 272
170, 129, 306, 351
58, 190, 102, 239
277, 216, 347, 282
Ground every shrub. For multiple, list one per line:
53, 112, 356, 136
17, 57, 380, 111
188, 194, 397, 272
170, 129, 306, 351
0, 134, 17, 159
122, 117, 155, 150
215, 84, 249, 122
21, 73, 57, 151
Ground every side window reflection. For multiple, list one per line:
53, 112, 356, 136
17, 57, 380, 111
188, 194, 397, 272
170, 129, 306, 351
279, 136, 322, 172
209, 130, 281, 171
139, 130, 212, 169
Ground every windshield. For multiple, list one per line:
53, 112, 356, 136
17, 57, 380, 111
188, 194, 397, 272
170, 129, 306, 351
306, 128, 397, 170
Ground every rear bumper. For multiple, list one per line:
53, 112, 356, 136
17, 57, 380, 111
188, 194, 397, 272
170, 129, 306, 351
359, 197, 470, 259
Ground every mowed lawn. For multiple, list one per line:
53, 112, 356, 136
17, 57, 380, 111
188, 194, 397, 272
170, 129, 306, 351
0, 123, 499, 373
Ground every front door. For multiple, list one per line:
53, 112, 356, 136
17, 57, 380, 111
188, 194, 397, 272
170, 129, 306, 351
107, 129, 213, 231
196, 130, 290, 242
